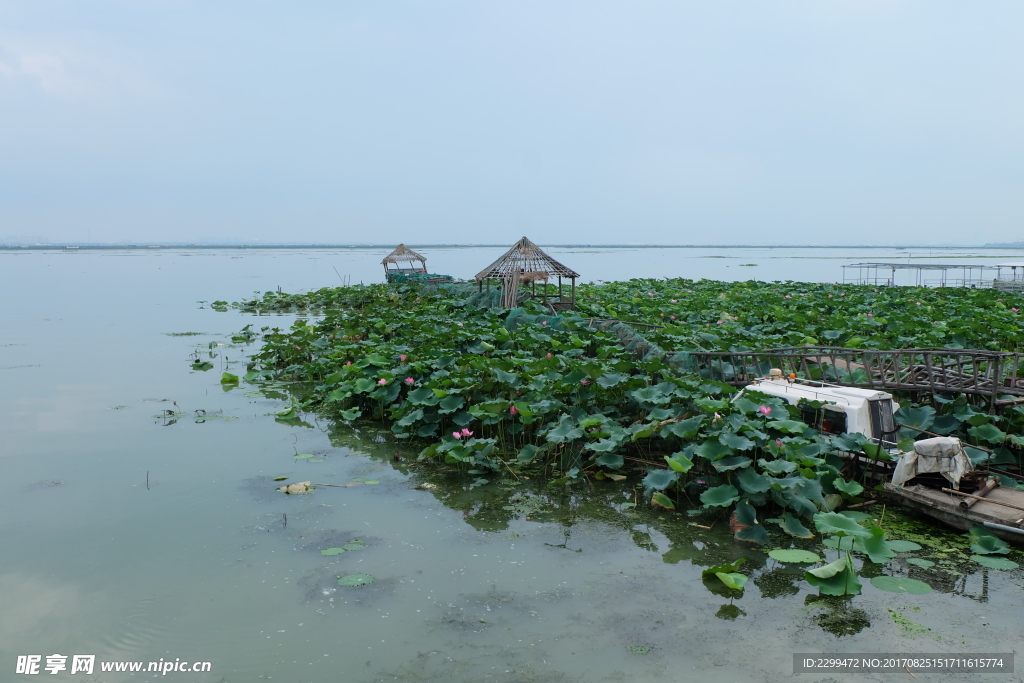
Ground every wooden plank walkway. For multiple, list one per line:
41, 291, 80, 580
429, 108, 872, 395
684, 346, 1024, 407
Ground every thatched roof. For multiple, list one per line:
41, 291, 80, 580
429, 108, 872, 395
475, 237, 580, 280
382, 244, 426, 264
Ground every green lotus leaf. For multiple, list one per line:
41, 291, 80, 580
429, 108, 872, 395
735, 467, 771, 494
968, 527, 1011, 555
712, 456, 751, 472
971, 555, 1018, 569
852, 525, 896, 563
812, 512, 873, 539
651, 492, 676, 510
700, 484, 740, 507
714, 572, 747, 590
778, 512, 814, 538
869, 576, 932, 594
595, 452, 624, 469
642, 468, 678, 491
888, 540, 923, 552
832, 478, 864, 497
701, 558, 746, 576
336, 573, 375, 586
768, 548, 821, 563
805, 554, 862, 596
664, 452, 694, 473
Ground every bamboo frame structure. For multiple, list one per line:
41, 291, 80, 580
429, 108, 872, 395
381, 244, 428, 280
474, 237, 580, 310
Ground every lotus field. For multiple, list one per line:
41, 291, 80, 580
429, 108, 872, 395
226, 278, 1024, 559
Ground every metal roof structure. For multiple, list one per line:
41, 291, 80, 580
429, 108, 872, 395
474, 236, 580, 281
842, 262, 995, 287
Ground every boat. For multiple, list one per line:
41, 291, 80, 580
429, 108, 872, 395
739, 370, 1024, 545
882, 481, 1024, 545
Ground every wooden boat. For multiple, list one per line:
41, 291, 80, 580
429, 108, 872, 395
882, 481, 1024, 545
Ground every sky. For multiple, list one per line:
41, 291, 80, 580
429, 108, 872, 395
0, 1, 1021, 246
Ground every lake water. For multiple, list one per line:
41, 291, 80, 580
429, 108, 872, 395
3, 246, 1023, 683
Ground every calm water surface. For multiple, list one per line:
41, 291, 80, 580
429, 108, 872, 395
2, 247, 1023, 683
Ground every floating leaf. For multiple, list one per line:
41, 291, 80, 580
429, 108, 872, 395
888, 540, 923, 552
336, 573, 375, 586
768, 548, 821, 564
320, 548, 345, 556
870, 576, 932, 594
905, 558, 935, 568
342, 540, 365, 551
971, 555, 1019, 569
220, 372, 239, 385
293, 453, 315, 459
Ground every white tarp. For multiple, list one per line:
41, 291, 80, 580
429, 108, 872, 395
891, 437, 973, 488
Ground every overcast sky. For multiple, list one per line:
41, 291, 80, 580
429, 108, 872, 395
1, 1, 1020, 245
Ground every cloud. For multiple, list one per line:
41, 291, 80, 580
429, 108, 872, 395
0, 36, 160, 101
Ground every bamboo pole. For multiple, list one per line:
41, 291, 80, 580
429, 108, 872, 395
941, 488, 1024, 514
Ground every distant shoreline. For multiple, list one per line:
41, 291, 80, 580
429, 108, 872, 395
3, 243, 1021, 252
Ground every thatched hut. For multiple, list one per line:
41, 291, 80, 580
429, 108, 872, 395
475, 236, 580, 310
382, 244, 427, 281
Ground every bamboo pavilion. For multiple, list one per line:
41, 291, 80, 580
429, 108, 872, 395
381, 244, 428, 281
474, 237, 580, 310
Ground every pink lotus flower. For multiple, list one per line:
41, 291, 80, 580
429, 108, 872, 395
346, 361, 352, 366
696, 479, 705, 485
404, 377, 415, 385
784, 295, 792, 299
660, 313, 665, 316
546, 353, 552, 359
1013, 308, 1020, 313
841, 293, 845, 296
648, 293, 655, 297
670, 299, 678, 303
399, 354, 407, 362
867, 313, 874, 317
776, 439, 783, 448
453, 431, 462, 439
828, 294, 832, 297
541, 321, 548, 326
670, 315, 676, 320
377, 378, 388, 385
758, 405, 771, 416
509, 405, 518, 414
295, 346, 302, 349
716, 320, 723, 325
460, 428, 473, 437
580, 379, 590, 386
